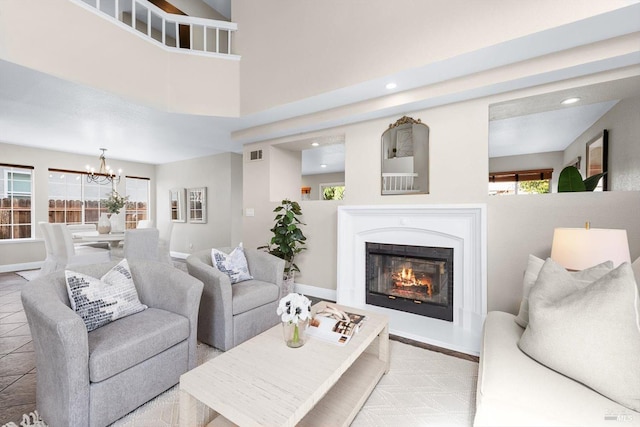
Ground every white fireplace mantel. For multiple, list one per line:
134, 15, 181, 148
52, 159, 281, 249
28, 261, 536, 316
336, 204, 487, 355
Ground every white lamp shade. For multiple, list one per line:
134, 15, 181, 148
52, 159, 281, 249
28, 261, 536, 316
550, 227, 631, 270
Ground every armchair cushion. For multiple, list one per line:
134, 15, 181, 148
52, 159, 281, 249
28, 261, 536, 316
65, 259, 147, 332
88, 307, 189, 382
232, 279, 280, 315
211, 244, 253, 284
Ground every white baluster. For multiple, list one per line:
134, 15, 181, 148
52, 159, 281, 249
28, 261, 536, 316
216, 28, 219, 53
162, 18, 166, 45
227, 29, 232, 54
115, 0, 119, 21
96, 0, 100, 11
203, 27, 207, 52
132, 0, 136, 29
176, 21, 180, 47
189, 24, 193, 50
147, 8, 151, 36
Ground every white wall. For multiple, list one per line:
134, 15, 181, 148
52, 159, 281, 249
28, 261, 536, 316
563, 96, 640, 191
233, 0, 629, 114
155, 152, 243, 255
0, 0, 239, 117
301, 172, 345, 200
242, 74, 640, 312
0, 142, 156, 270
490, 151, 564, 192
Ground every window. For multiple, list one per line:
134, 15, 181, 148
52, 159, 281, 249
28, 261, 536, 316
489, 169, 552, 195
0, 164, 34, 240
320, 183, 345, 200
48, 171, 83, 223
48, 170, 151, 228
125, 177, 150, 229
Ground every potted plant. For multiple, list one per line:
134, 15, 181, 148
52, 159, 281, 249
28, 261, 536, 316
260, 199, 307, 294
557, 166, 606, 192
101, 191, 129, 233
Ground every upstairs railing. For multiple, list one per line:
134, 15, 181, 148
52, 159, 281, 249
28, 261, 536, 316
70, 0, 240, 60
382, 173, 420, 195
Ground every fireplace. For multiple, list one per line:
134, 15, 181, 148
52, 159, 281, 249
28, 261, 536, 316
366, 243, 454, 321
336, 204, 487, 356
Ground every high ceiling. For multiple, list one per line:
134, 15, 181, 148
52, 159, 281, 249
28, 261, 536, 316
0, 3, 638, 169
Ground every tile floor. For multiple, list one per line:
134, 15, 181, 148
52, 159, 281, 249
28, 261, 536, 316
0, 272, 36, 426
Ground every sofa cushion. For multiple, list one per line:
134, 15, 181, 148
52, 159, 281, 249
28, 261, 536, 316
231, 280, 280, 315
65, 259, 147, 332
514, 255, 612, 328
88, 307, 189, 382
475, 311, 639, 426
518, 259, 640, 412
211, 244, 253, 284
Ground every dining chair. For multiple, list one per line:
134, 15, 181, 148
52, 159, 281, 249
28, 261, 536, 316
38, 222, 59, 276
49, 223, 111, 269
136, 219, 154, 228
124, 228, 171, 264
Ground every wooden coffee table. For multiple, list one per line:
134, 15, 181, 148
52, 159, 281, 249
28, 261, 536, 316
179, 301, 389, 427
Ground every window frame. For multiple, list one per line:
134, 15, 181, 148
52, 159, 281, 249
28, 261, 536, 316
0, 164, 34, 240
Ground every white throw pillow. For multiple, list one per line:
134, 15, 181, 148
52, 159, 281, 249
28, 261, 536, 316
518, 259, 640, 412
514, 255, 613, 328
65, 259, 147, 332
211, 244, 253, 284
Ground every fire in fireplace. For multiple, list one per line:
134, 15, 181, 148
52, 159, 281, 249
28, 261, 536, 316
365, 242, 454, 321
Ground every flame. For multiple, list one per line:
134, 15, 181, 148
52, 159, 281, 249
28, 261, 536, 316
392, 267, 433, 296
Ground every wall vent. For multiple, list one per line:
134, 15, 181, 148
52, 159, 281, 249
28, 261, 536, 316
248, 149, 263, 161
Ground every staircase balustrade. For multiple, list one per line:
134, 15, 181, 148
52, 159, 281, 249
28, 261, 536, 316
71, 0, 240, 60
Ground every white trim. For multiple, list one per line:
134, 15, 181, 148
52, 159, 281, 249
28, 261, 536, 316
171, 251, 189, 259
0, 261, 43, 274
293, 282, 337, 302
70, 0, 241, 60
336, 204, 487, 356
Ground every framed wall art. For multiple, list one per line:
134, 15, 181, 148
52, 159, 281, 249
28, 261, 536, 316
586, 129, 608, 191
188, 187, 207, 223
170, 188, 186, 223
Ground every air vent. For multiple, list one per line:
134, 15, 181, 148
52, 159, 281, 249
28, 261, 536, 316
248, 149, 263, 161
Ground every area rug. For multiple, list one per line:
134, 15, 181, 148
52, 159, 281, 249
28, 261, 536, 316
2, 341, 478, 427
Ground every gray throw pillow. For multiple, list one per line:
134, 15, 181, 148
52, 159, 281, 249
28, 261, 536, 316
211, 244, 253, 284
514, 255, 613, 328
65, 259, 147, 332
518, 259, 640, 412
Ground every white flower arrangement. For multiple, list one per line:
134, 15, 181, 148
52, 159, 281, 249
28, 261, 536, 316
277, 292, 311, 324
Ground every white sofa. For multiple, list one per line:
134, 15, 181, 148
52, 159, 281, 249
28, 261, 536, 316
475, 258, 640, 426
474, 311, 639, 426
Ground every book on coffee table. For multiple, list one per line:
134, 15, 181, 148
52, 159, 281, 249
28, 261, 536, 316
307, 304, 367, 346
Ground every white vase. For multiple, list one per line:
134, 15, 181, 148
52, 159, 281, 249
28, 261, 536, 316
98, 213, 111, 234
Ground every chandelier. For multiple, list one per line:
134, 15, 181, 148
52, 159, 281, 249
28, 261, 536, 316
85, 148, 122, 186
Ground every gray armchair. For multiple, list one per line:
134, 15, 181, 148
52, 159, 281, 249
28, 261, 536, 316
186, 248, 284, 351
21, 260, 203, 427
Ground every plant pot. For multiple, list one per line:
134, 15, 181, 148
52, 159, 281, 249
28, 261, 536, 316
98, 213, 111, 234
282, 319, 308, 348
282, 273, 295, 297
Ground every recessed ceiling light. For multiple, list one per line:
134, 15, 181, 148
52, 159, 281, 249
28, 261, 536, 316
561, 97, 581, 105
385, 82, 397, 90
311, 142, 319, 147
320, 164, 327, 168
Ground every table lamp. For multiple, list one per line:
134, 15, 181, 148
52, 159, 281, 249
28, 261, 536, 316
550, 223, 631, 270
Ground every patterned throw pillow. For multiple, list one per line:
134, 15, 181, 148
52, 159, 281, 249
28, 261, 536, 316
211, 244, 253, 284
65, 259, 147, 332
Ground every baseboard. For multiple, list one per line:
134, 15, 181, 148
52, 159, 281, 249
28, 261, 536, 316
293, 282, 337, 301
171, 251, 190, 260
0, 261, 43, 273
